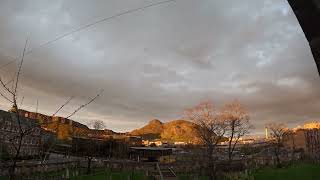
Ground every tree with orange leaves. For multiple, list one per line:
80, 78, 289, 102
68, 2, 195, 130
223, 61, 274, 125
185, 101, 226, 180
222, 100, 252, 164
266, 122, 288, 167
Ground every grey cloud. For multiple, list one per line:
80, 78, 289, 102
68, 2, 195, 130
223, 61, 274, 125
0, 0, 319, 133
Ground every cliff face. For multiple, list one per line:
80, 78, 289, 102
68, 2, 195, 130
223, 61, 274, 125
287, 0, 320, 74
161, 120, 200, 143
129, 119, 200, 143
13, 109, 118, 140
130, 119, 163, 140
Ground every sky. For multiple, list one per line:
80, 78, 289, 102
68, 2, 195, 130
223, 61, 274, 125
0, 0, 319, 133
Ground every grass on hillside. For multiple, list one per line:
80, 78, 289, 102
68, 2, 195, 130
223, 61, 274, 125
253, 163, 320, 180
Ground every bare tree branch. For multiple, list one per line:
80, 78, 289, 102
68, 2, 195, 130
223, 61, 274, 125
14, 39, 28, 98
19, 96, 24, 108
5, 78, 14, 86
0, 91, 13, 103
0, 78, 14, 95
52, 96, 74, 117
11, 72, 16, 93
0, 59, 17, 71
67, 90, 103, 119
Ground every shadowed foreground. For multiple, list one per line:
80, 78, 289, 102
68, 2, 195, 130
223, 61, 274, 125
254, 163, 320, 180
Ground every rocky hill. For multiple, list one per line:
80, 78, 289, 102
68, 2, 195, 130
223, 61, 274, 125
10, 108, 200, 143
129, 119, 200, 143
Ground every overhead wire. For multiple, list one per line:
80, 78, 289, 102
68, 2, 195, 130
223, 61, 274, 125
0, 0, 177, 71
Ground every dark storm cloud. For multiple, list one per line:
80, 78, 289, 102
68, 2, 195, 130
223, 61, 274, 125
0, 0, 319, 132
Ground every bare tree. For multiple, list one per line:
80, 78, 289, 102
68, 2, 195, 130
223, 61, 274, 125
0, 39, 103, 178
80, 120, 105, 174
0, 39, 30, 180
38, 130, 56, 165
0, 39, 59, 178
36, 96, 75, 164
21, 97, 74, 166
38, 92, 103, 165
184, 101, 226, 180
221, 100, 252, 164
266, 122, 288, 167
88, 120, 106, 130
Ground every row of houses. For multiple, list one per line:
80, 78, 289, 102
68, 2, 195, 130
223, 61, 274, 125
0, 108, 145, 160
0, 109, 44, 158
283, 124, 320, 158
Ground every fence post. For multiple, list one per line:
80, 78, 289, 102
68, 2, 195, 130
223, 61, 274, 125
66, 167, 70, 179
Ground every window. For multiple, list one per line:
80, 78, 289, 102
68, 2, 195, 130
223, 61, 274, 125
5, 121, 11, 126
4, 136, 9, 142
35, 129, 40, 135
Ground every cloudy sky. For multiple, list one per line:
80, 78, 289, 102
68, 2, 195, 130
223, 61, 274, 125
0, 0, 319, 133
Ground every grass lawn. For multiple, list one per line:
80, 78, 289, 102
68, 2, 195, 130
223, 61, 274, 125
254, 163, 320, 180
0, 169, 147, 180
2, 163, 320, 180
